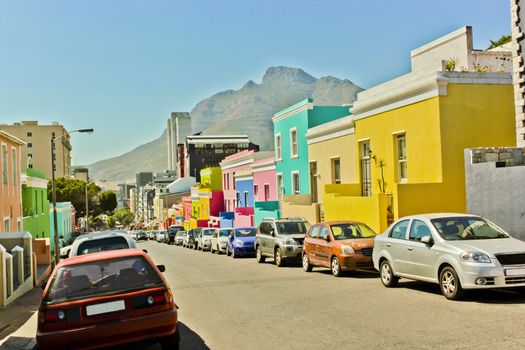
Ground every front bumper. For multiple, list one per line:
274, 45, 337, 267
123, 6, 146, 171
282, 244, 303, 259
233, 246, 255, 256
339, 254, 374, 271
459, 263, 525, 289
37, 308, 177, 350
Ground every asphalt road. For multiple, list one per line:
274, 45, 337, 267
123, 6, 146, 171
137, 240, 525, 350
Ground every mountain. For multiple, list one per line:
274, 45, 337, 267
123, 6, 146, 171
88, 66, 363, 181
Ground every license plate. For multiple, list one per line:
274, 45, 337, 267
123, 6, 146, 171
86, 300, 125, 316
505, 268, 525, 276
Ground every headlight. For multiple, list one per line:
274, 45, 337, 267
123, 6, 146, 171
285, 238, 296, 245
235, 239, 244, 246
341, 245, 355, 255
460, 252, 491, 263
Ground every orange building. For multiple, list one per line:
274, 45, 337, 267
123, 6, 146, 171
0, 130, 25, 232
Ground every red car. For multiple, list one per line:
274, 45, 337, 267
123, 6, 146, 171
36, 249, 179, 350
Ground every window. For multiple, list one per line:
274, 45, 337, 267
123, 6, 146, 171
319, 225, 330, 239
12, 149, 17, 185
27, 132, 32, 137
1, 145, 7, 184
3, 218, 9, 232
290, 128, 298, 158
275, 134, 282, 161
409, 220, 431, 241
396, 134, 407, 181
264, 184, 270, 201
254, 184, 259, 200
17, 220, 21, 232
331, 158, 341, 184
28, 143, 32, 148
360, 141, 372, 196
244, 191, 249, 207
389, 220, 409, 240
276, 174, 283, 198
233, 173, 236, 190
236, 192, 240, 208
52, 132, 55, 137
28, 164, 33, 169
292, 172, 300, 195
309, 225, 320, 238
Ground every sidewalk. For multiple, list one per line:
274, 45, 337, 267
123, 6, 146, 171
0, 288, 40, 350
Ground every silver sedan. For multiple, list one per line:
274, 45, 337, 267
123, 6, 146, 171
373, 213, 525, 300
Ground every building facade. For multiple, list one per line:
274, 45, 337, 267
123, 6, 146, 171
252, 156, 279, 226
0, 121, 71, 179
21, 168, 50, 239
167, 112, 192, 171
49, 202, 74, 251
272, 98, 350, 224
0, 130, 24, 233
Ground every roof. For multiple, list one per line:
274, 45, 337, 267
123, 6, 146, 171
0, 130, 26, 146
58, 248, 147, 267
402, 213, 479, 220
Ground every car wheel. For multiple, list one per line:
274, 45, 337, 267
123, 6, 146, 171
159, 331, 180, 350
256, 246, 266, 263
275, 247, 284, 267
439, 266, 464, 300
331, 257, 342, 277
226, 246, 231, 256
380, 260, 399, 287
302, 253, 313, 272
210, 245, 215, 253
232, 248, 237, 259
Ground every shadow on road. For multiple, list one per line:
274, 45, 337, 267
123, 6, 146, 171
399, 280, 525, 304
0, 337, 35, 350
0, 288, 41, 341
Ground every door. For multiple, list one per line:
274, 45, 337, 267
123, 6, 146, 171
310, 162, 318, 203
403, 220, 438, 280
305, 225, 321, 265
385, 219, 411, 274
360, 141, 372, 197
316, 225, 332, 267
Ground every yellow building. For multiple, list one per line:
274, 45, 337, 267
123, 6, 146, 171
324, 27, 516, 232
188, 167, 223, 226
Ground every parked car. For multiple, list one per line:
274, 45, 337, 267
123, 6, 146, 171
182, 231, 191, 248
69, 231, 138, 257
302, 221, 376, 277
147, 231, 156, 240
227, 227, 256, 258
135, 231, 148, 241
211, 228, 232, 254
156, 231, 167, 243
174, 231, 186, 246
197, 228, 215, 251
167, 225, 184, 245
187, 228, 202, 250
36, 249, 179, 349
255, 217, 310, 267
373, 213, 525, 300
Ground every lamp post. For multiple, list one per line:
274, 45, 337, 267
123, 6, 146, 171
85, 180, 95, 233
51, 128, 93, 265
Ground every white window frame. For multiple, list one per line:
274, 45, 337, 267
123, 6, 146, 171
275, 133, 282, 161
16, 219, 21, 232
3, 217, 9, 232
253, 184, 259, 201
244, 191, 249, 207
331, 157, 341, 184
289, 128, 298, 159
396, 134, 408, 182
291, 171, 300, 195
264, 183, 270, 202
1, 143, 7, 187
276, 173, 283, 198
12, 148, 17, 186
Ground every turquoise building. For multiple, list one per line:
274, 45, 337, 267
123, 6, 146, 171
272, 98, 350, 197
49, 202, 74, 252
22, 168, 50, 239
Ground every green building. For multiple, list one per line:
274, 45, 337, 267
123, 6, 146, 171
21, 168, 50, 239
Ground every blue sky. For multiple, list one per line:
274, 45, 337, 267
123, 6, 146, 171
0, 0, 511, 165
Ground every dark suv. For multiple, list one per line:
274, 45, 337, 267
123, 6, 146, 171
255, 218, 310, 267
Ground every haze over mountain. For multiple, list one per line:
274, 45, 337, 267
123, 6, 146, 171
88, 66, 363, 182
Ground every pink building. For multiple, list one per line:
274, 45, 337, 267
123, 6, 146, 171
0, 130, 25, 232
252, 156, 277, 202
220, 150, 256, 213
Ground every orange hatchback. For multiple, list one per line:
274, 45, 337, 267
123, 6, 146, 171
36, 249, 179, 350
302, 221, 376, 277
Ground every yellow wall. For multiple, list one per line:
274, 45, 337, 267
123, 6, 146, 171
281, 200, 319, 224
200, 167, 222, 191
308, 133, 357, 203
324, 82, 515, 229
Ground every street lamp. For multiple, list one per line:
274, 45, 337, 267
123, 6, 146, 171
51, 128, 94, 265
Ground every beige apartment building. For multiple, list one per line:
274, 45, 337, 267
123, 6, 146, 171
0, 121, 71, 179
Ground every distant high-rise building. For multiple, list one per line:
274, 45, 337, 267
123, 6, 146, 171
72, 167, 89, 182
0, 121, 71, 179
167, 113, 191, 172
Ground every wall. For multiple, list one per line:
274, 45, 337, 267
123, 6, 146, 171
281, 195, 319, 224
253, 168, 277, 202
254, 201, 280, 227
49, 202, 73, 251
234, 207, 254, 228
22, 169, 50, 239
0, 132, 23, 233
465, 148, 525, 239
236, 179, 254, 208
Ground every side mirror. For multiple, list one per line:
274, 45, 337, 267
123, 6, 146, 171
269, 230, 275, 236
324, 235, 330, 242
157, 265, 166, 273
41, 280, 47, 290
142, 249, 148, 254
420, 236, 433, 245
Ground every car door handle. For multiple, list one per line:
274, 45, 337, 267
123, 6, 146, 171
386, 243, 391, 247
407, 247, 413, 251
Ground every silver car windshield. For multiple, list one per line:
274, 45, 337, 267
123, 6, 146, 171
277, 222, 308, 235
431, 217, 509, 240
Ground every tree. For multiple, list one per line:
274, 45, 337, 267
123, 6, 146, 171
106, 216, 116, 229
113, 208, 134, 227
99, 191, 117, 213
48, 178, 101, 216
487, 34, 511, 49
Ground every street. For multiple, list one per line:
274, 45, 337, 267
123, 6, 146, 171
140, 241, 525, 349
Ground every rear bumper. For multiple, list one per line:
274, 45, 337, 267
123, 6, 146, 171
37, 308, 177, 350
340, 254, 374, 271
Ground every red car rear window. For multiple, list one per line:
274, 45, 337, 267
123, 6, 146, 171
44, 256, 163, 303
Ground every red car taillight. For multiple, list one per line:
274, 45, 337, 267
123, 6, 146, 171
39, 309, 65, 324
133, 291, 170, 309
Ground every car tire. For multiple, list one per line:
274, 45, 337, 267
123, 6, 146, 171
302, 253, 313, 272
160, 331, 180, 350
256, 246, 265, 263
331, 257, 343, 277
232, 248, 237, 259
380, 260, 399, 288
439, 266, 464, 300
275, 247, 285, 267
210, 245, 215, 253
226, 246, 231, 256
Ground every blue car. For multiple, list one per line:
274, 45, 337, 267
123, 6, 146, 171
227, 227, 256, 258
